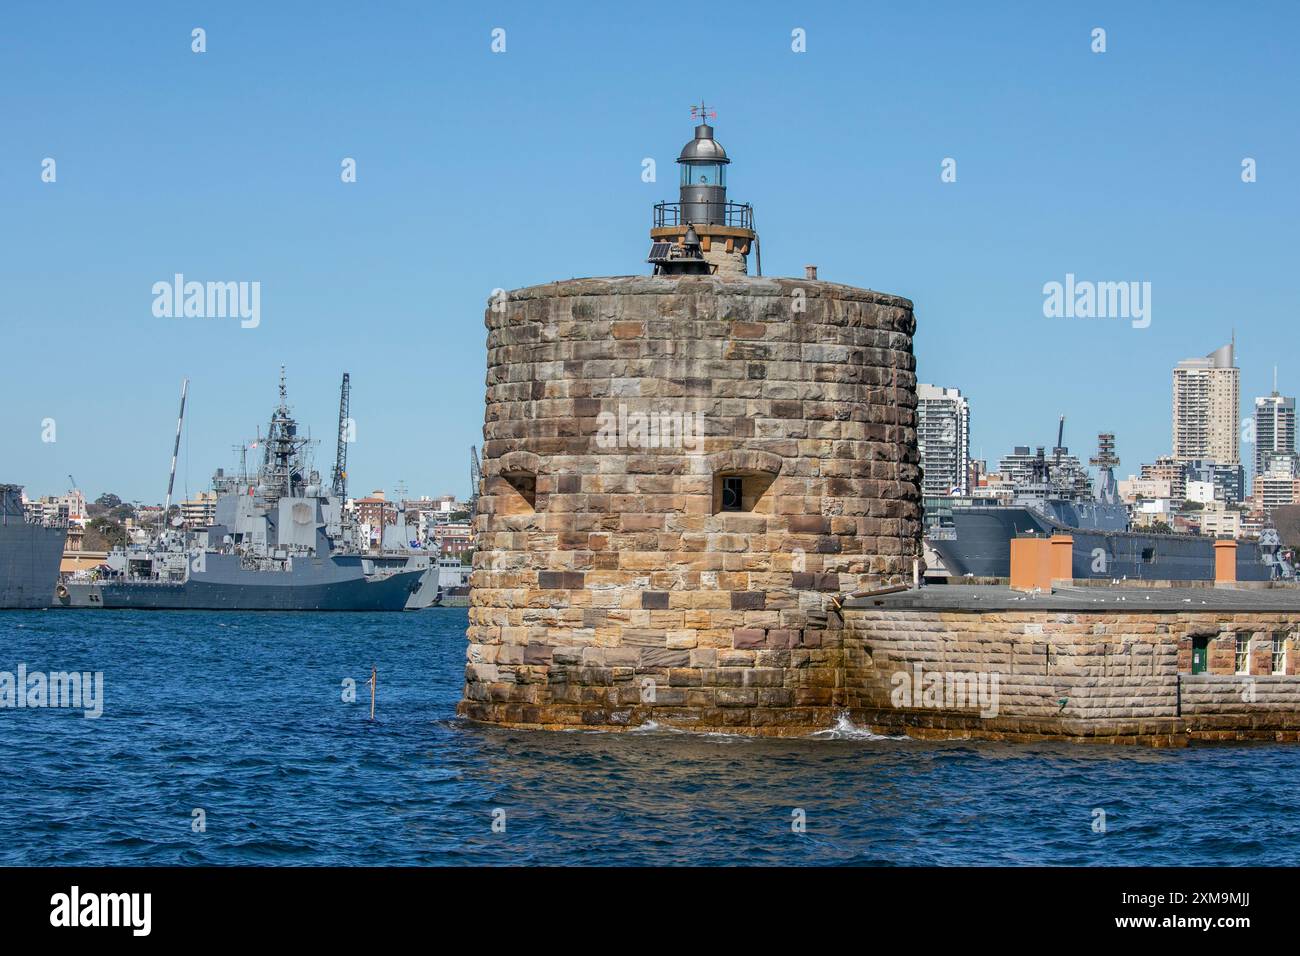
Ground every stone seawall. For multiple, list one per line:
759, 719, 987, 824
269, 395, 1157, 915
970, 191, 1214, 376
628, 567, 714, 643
844, 595, 1300, 745
1181, 675, 1300, 740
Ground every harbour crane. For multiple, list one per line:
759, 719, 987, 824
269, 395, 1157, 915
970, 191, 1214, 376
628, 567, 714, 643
161, 378, 189, 536
331, 372, 351, 500
469, 446, 482, 520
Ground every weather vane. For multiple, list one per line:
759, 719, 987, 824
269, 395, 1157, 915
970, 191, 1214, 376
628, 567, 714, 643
690, 101, 716, 123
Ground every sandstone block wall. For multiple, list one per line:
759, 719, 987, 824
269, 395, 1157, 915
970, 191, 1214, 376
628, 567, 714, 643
461, 275, 922, 732
1182, 676, 1300, 714
847, 609, 1181, 722
845, 607, 1300, 743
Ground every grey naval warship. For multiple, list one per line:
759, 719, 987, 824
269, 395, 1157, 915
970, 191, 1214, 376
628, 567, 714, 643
59, 372, 431, 611
928, 435, 1294, 583
0, 484, 67, 609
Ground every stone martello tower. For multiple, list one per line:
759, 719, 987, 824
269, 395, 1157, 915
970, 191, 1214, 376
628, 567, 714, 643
460, 107, 922, 734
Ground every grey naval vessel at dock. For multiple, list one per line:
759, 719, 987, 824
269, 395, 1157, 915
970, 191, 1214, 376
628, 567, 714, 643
928, 435, 1294, 583
0, 484, 67, 609
59, 372, 433, 611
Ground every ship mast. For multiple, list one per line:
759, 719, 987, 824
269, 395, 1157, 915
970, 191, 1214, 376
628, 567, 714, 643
162, 378, 189, 539
258, 366, 309, 502
1090, 432, 1120, 504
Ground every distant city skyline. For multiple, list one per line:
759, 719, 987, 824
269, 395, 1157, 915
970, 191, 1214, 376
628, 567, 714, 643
3, 3, 1297, 500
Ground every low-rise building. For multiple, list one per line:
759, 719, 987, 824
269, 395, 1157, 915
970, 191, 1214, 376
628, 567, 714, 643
1255, 472, 1300, 512
1118, 476, 1172, 502
1182, 459, 1245, 505
180, 491, 218, 530
1131, 498, 1175, 530
1140, 457, 1187, 501
352, 490, 394, 529
1199, 504, 1242, 539
22, 490, 86, 525
430, 521, 473, 557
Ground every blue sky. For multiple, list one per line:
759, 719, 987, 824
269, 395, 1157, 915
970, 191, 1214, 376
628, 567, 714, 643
2, 1, 1296, 502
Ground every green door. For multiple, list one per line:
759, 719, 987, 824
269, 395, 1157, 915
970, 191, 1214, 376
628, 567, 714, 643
1192, 636, 1209, 674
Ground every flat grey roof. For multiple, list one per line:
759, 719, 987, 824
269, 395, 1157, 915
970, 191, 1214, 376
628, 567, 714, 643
847, 583, 1300, 613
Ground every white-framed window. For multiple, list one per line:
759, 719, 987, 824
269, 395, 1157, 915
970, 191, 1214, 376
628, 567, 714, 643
1273, 633, 1288, 676
1235, 633, 1250, 675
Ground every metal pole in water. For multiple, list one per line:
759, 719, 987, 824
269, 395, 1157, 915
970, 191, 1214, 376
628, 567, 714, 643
370, 664, 376, 721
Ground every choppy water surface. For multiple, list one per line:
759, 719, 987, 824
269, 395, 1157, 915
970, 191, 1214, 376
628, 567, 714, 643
2, 609, 1298, 866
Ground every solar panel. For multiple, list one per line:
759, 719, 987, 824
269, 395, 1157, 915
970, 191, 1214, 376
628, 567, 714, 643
646, 241, 674, 263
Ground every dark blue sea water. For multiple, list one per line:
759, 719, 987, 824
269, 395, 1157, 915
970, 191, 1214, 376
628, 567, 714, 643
2, 608, 1299, 866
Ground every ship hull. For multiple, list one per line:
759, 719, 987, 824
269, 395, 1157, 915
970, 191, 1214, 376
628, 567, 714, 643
929, 508, 1051, 579
0, 520, 66, 609
930, 506, 1276, 582
403, 567, 442, 609
60, 552, 423, 611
